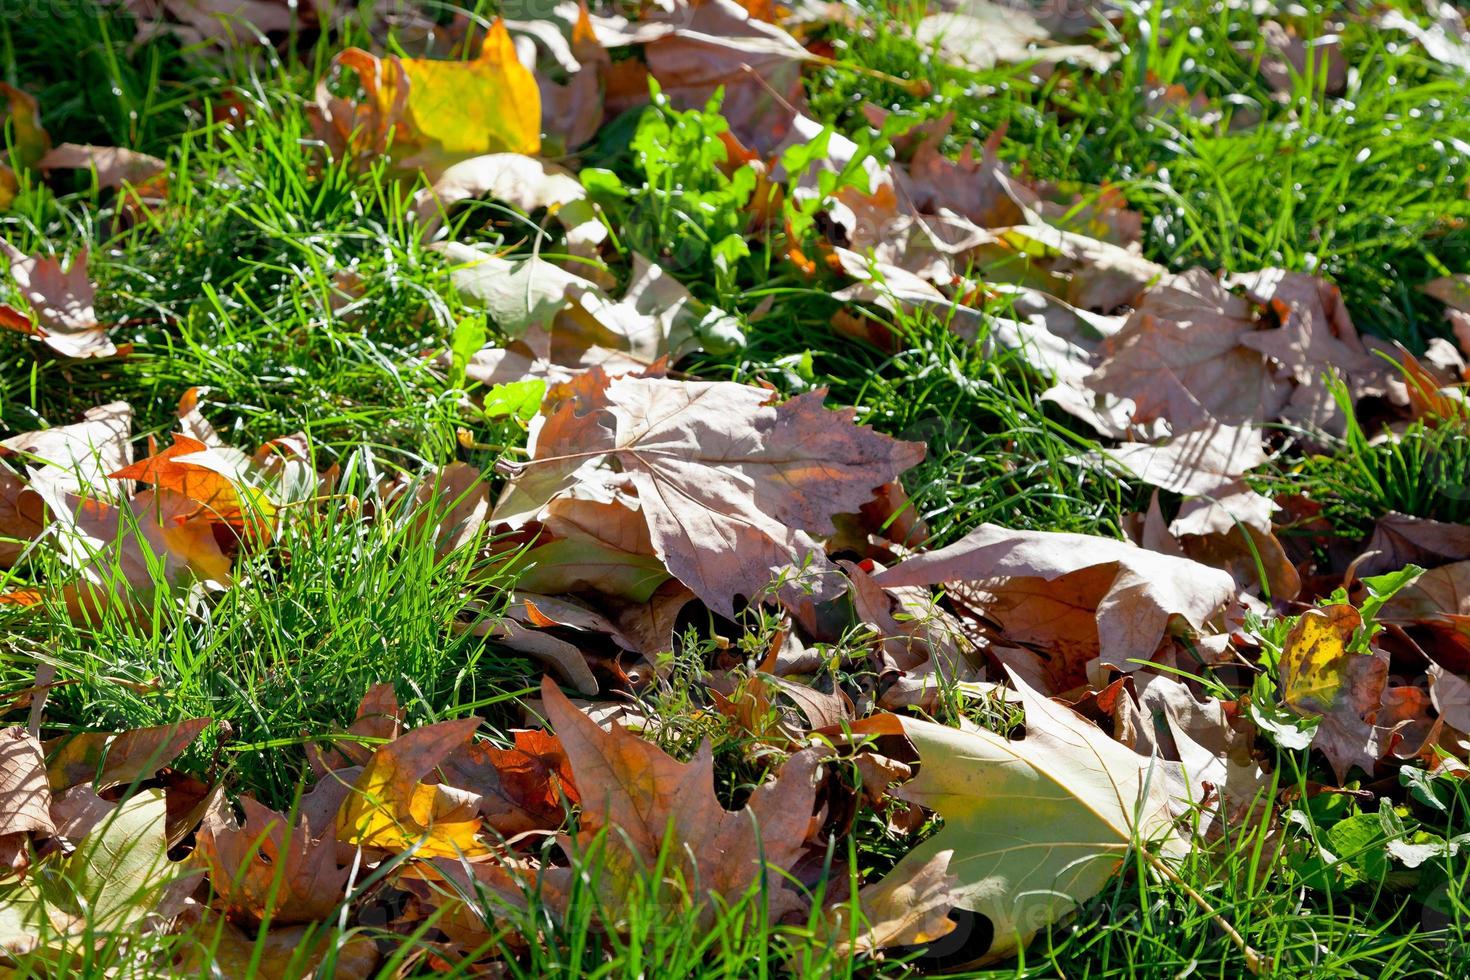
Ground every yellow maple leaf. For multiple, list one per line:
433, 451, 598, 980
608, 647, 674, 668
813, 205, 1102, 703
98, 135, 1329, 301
334, 717, 491, 859
317, 19, 540, 177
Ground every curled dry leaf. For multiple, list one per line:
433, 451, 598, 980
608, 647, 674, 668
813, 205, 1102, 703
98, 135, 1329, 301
1356, 512, 1470, 578
1082, 423, 1275, 536
34, 487, 235, 616
437, 728, 580, 835
45, 718, 211, 793
1429, 664, 1470, 736
1228, 268, 1398, 436
917, 5, 1117, 74
1130, 672, 1270, 839
542, 2, 611, 150
39, 143, 167, 194
413, 152, 606, 258
874, 523, 1238, 689
829, 849, 959, 955
0, 401, 134, 569
1379, 560, 1470, 622
0, 242, 126, 359
1084, 269, 1289, 433
515, 493, 671, 602
1134, 492, 1300, 603
0, 83, 48, 210
0, 728, 54, 877
442, 244, 743, 380
973, 224, 1165, 314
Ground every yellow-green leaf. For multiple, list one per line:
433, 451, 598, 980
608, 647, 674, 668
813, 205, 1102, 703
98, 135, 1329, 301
860, 671, 1182, 967
1278, 604, 1389, 781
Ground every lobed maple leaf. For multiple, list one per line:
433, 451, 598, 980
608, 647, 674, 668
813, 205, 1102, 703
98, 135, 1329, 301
195, 794, 350, 925
0, 242, 127, 359
850, 671, 1183, 967
541, 676, 821, 923
496, 372, 925, 617
313, 20, 540, 178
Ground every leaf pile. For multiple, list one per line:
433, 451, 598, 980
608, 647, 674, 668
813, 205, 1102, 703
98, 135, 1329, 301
6, 0, 1470, 975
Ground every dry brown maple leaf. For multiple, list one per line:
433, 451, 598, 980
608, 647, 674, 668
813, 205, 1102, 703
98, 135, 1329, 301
32, 486, 234, 617
1255, 20, 1347, 96
39, 143, 167, 193
874, 523, 1238, 687
196, 793, 350, 925
1380, 561, 1470, 622
1082, 423, 1276, 537
1229, 268, 1397, 436
595, 0, 813, 153
0, 727, 55, 877
45, 718, 212, 793
1133, 491, 1300, 602
1356, 512, 1470, 578
0, 242, 126, 359
540, 675, 821, 923
1085, 270, 1289, 432
409, 463, 489, 561
496, 373, 925, 617
437, 729, 581, 835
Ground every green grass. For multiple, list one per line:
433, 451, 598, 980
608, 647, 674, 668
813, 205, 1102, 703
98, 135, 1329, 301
3, 0, 1470, 976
